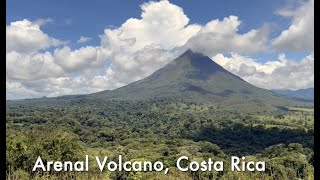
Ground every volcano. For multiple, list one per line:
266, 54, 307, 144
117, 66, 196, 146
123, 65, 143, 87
8, 50, 310, 112
88, 50, 307, 112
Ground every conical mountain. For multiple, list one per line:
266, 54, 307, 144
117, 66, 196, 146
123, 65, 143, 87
92, 50, 307, 111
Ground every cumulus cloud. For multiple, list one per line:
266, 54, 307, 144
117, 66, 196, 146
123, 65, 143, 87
6, 0, 314, 99
90, 0, 200, 85
6, 19, 64, 53
184, 16, 270, 55
212, 53, 314, 90
7, 73, 128, 100
54, 46, 111, 73
77, 36, 92, 43
6, 51, 64, 81
272, 0, 314, 51
100, 0, 201, 51
6, 81, 40, 99
106, 46, 177, 84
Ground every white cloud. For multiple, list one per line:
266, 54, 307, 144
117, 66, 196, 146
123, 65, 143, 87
54, 46, 111, 73
106, 46, 177, 84
100, 0, 201, 52
212, 53, 314, 90
89, 0, 200, 85
6, 19, 64, 53
6, 51, 64, 81
77, 36, 92, 43
33, 18, 53, 26
7, 73, 127, 100
6, 0, 314, 99
6, 81, 40, 99
184, 16, 270, 56
272, 0, 314, 51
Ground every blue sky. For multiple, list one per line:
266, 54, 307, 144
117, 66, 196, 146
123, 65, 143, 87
6, 0, 314, 99
6, 0, 291, 47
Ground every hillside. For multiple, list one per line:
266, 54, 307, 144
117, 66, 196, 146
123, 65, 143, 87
272, 88, 314, 100
89, 50, 309, 112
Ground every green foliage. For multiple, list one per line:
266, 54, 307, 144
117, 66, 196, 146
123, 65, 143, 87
6, 98, 314, 179
7, 128, 84, 178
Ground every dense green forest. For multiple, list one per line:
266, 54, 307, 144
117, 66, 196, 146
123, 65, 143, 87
6, 98, 314, 179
